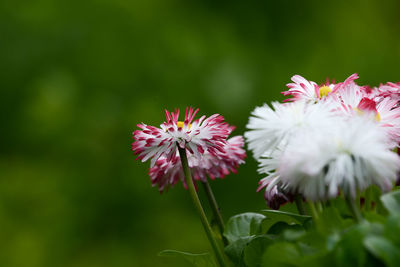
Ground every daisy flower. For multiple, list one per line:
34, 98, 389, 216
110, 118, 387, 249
370, 82, 400, 103
375, 97, 400, 144
278, 117, 400, 201
245, 100, 337, 159
282, 74, 337, 102
133, 107, 234, 265
149, 136, 246, 192
328, 76, 400, 144
328, 73, 366, 113
246, 101, 335, 209
132, 107, 232, 166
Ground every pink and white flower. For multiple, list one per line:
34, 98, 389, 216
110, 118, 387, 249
376, 97, 400, 144
149, 136, 246, 192
282, 73, 362, 104
247, 73, 400, 204
282, 75, 337, 102
328, 74, 366, 113
282, 75, 320, 102
132, 107, 232, 166
370, 82, 400, 103
327, 75, 400, 144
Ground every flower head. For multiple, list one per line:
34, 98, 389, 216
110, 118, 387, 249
248, 74, 400, 205
132, 107, 232, 166
278, 117, 400, 201
329, 77, 365, 111
375, 97, 400, 144
245, 100, 337, 159
327, 76, 400, 144
370, 82, 400, 103
149, 136, 246, 192
282, 75, 338, 102
282, 75, 319, 102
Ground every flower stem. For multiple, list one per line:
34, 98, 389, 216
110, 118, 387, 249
316, 202, 323, 213
345, 194, 362, 223
294, 194, 306, 215
365, 187, 372, 211
178, 146, 226, 267
202, 180, 227, 246
308, 201, 319, 222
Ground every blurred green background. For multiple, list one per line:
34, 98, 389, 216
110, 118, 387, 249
1, 0, 400, 266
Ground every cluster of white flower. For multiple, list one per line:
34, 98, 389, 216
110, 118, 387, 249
246, 74, 400, 206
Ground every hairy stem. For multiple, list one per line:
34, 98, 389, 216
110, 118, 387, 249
308, 201, 319, 222
178, 146, 226, 267
365, 187, 372, 211
345, 194, 362, 223
294, 194, 306, 215
202, 180, 227, 246
316, 202, 323, 213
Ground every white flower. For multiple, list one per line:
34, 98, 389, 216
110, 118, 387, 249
245, 100, 337, 159
278, 117, 400, 201
257, 149, 282, 193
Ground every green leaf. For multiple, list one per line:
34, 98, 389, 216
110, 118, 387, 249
282, 228, 306, 242
380, 190, 400, 214
333, 223, 371, 267
244, 235, 276, 267
224, 212, 266, 243
267, 221, 304, 235
384, 214, 400, 245
158, 250, 217, 267
261, 242, 301, 267
224, 236, 254, 266
363, 211, 386, 224
260, 210, 311, 233
317, 206, 353, 234
364, 236, 400, 267
300, 250, 336, 267
261, 210, 311, 224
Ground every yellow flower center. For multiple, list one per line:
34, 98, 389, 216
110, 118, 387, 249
318, 86, 332, 98
353, 108, 381, 122
375, 112, 381, 122
177, 121, 192, 129
353, 107, 363, 116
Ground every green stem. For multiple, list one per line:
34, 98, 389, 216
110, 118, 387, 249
356, 193, 361, 209
345, 194, 362, 223
294, 194, 306, 215
316, 202, 323, 213
202, 180, 227, 246
365, 187, 372, 211
308, 201, 319, 222
178, 146, 226, 267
